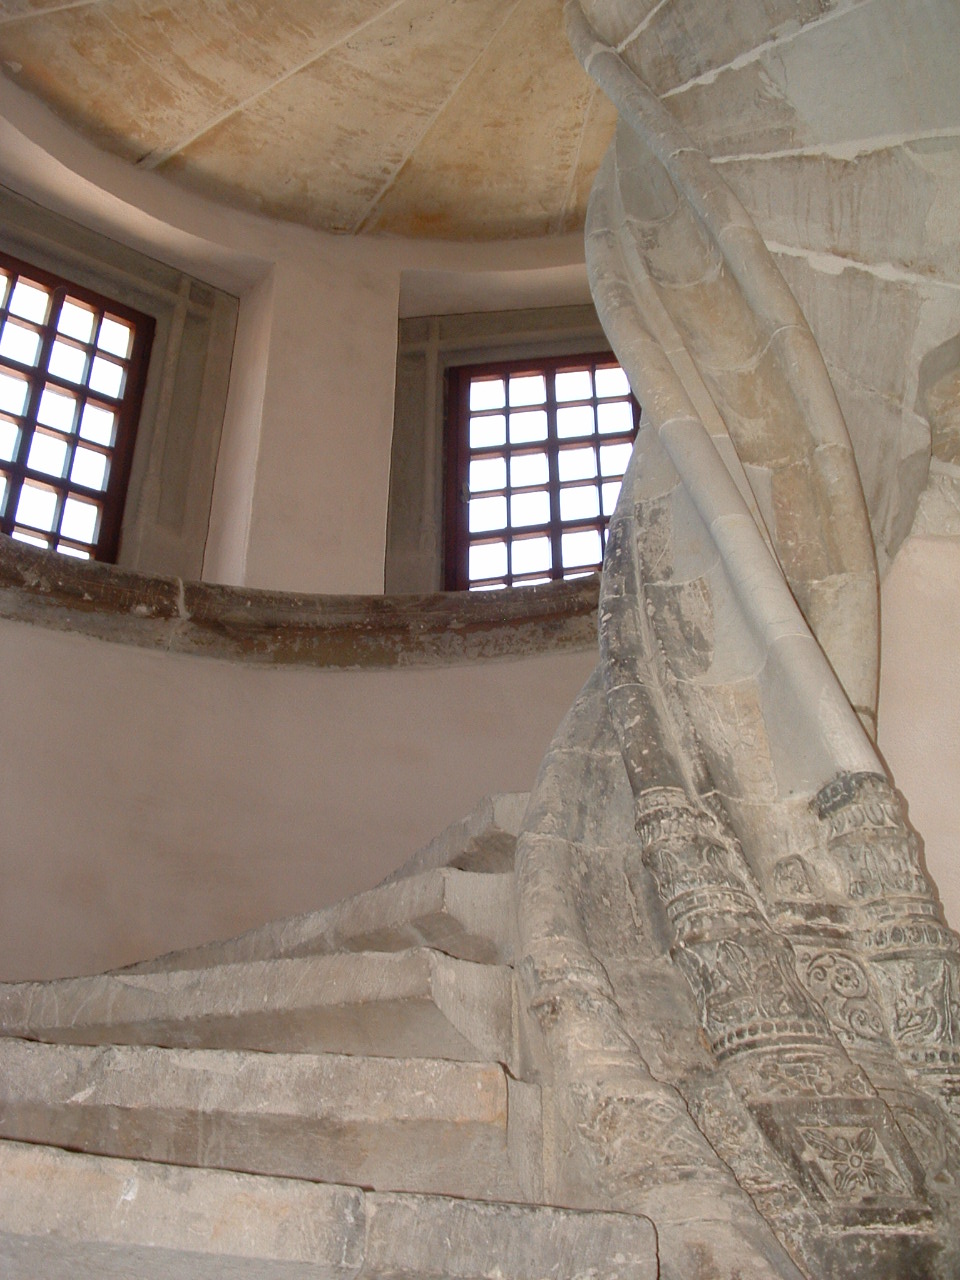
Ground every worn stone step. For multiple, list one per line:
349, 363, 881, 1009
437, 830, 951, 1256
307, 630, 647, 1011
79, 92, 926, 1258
0, 1039, 540, 1204
0, 1139, 657, 1279
0, 948, 515, 1066
122, 867, 516, 975
383, 791, 528, 882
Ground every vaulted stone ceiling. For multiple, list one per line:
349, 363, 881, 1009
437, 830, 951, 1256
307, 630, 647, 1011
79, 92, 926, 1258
0, 0, 619, 238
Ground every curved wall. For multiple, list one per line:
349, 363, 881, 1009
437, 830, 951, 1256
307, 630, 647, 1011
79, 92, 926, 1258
0, 48, 958, 985
0, 604, 595, 982
0, 74, 594, 596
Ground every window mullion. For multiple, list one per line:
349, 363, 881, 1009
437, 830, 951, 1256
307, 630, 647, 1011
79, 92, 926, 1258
0, 252, 153, 562
545, 364, 562, 580
447, 351, 638, 590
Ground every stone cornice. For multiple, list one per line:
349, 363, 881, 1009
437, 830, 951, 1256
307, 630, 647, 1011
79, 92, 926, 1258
0, 538, 599, 668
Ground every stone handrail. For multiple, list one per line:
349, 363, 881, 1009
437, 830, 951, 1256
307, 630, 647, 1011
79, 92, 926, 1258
0, 536, 598, 669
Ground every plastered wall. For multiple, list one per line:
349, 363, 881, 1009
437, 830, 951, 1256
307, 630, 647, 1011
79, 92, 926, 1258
0, 55, 958, 985
0, 618, 596, 981
877, 534, 960, 932
0, 74, 592, 596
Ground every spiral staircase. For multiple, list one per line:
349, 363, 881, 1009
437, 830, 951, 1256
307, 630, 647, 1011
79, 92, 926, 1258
3, 3, 960, 1277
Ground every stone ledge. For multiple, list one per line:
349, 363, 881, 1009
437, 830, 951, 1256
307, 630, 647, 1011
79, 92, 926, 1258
0, 538, 599, 668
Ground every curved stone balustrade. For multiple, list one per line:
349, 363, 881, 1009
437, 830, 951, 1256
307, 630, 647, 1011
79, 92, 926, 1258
0, 537, 598, 669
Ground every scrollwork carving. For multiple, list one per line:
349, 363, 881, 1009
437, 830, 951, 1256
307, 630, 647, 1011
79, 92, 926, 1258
802, 951, 886, 1047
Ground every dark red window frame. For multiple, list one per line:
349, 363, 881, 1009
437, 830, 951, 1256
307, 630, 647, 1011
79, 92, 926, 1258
444, 352, 640, 591
0, 251, 154, 563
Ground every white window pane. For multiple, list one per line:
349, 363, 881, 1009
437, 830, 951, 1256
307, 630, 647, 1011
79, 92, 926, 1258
555, 369, 593, 402
0, 271, 9, 307
512, 535, 551, 574
469, 378, 505, 411
58, 300, 96, 343
510, 452, 548, 488
0, 371, 29, 416
469, 455, 506, 493
561, 528, 603, 568
509, 409, 547, 444
0, 322, 41, 366
79, 404, 116, 446
9, 279, 49, 323
600, 442, 634, 477
71, 447, 109, 491
595, 366, 630, 398
597, 401, 634, 435
38, 386, 78, 432
508, 374, 545, 407
57, 544, 91, 559
558, 447, 597, 482
49, 340, 87, 384
511, 490, 551, 527
0, 420, 19, 461
470, 414, 506, 449
0, 475, 5, 512
97, 315, 132, 357
89, 356, 124, 399
12, 530, 49, 549
60, 496, 99, 542
560, 485, 600, 521
602, 480, 622, 516
17, 482, 58, 531
514, 575, 551, 586
469, 540, 507, 580
27, 433, 68, 479
469, 494, 506, 533
557, 405, 595, 439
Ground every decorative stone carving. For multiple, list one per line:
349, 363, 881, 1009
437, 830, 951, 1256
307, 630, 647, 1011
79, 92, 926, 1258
814, 773, 960, 1115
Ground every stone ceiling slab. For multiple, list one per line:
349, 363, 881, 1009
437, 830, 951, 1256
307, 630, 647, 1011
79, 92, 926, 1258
159, 0, 523, 231
0, 0, 611, 238
365, 0, 618, 239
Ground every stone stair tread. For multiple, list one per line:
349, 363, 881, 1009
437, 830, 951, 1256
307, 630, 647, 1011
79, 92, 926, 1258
0, 1139, 657, 1279
121, 866, 516, 975
382, 792, 528, 882
0, 948, 514, 1066
0, 1039, 539, 1204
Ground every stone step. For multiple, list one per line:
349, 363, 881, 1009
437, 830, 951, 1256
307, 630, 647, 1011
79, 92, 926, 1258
0, 947, 515, 1066
0, 1039, 540, 1205
121, 867, 516, 975
383, 791, 528, 882
0, 1139, 657, 1279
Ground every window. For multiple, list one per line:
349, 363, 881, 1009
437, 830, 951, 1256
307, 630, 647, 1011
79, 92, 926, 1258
444, 353, 639, 590
0, 252, 154, 562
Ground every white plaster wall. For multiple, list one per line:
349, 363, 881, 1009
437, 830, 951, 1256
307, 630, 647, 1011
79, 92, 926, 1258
0, 618, 595, 981
0, 75, 591, 595
1, 48, 958, 982
878, 535, 960, 931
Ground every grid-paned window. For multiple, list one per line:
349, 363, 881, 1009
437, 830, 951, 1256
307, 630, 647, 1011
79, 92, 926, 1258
445, 354, 639, 590
0, 253, 153, 562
